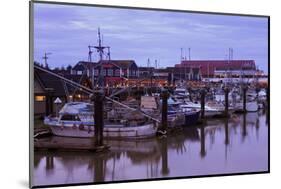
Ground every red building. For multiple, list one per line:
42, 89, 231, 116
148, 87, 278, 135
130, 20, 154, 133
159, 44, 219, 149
176, 60, 256, 78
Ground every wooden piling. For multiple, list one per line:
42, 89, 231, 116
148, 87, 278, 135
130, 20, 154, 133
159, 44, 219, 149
266, 87, 269, 109
255, 87, 260, 100
160, 89, 169, 133
45, 88, 54, 116
92, 90, 105, 147
45, 93, 50, 116
243, 86, 248, 113
200, 89, 206, 119
224, 87, 229, 117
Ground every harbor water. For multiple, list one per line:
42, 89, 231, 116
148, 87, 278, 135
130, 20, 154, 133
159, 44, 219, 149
33, 111, 268, 186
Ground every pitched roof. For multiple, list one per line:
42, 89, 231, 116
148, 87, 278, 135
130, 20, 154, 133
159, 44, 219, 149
72, 61, 98, 70
97, 60, 136, 69
34, 67, 91, 96
176, 60, 256, 76
139, 67, 154, 71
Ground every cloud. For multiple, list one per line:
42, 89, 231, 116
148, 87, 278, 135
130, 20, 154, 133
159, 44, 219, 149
33, 3, 268, 72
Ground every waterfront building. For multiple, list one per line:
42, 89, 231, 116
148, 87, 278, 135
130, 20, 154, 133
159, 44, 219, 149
34, 65, 92, 116
176, 60, 257, 78
71, 60, 139, 86
71, 61, 97, 76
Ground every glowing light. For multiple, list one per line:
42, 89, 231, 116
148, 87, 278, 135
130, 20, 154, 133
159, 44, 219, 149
35, 96, 45, 102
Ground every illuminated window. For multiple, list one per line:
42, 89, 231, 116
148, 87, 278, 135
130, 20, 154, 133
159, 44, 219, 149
35, 95, 45, 101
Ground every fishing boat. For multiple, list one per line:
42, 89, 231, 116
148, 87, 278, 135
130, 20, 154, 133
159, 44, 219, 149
233, 89, 259, 112
167, 98, 200, 126
44, 102, 158, 139
172, 87, 226, 118
181, 101, 226, 117
173, 87, 190, 103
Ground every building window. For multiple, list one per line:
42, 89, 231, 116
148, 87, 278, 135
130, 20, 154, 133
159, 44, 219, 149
108, 69, 113, 76
115, 69, 120, 76
77, 70, 83, 75
102, 69, 107, 76
35, 95, 45, 102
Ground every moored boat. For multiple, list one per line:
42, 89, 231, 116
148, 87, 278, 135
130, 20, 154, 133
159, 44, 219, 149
44, 102, 158, 139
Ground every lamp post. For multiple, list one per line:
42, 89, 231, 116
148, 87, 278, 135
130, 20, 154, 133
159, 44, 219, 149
54, 97, 62, 117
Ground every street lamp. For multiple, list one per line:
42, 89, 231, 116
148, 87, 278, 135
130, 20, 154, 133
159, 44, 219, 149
54, 97, 62, 117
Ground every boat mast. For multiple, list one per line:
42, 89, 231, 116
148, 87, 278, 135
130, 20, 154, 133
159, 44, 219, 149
94, 28, 107, 89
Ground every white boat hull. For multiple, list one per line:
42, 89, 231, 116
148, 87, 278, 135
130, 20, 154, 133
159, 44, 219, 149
48, 123, 158, 139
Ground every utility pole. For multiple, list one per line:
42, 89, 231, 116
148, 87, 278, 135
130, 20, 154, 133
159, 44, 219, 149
42, 52, 52, 69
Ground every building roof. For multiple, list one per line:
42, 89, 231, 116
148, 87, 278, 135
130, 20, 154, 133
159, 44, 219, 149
138, 67, 155, 71
176, 60, 256, 76
97, 60, 137, 69
34, 66, 91, 96
72, 61, 98, 70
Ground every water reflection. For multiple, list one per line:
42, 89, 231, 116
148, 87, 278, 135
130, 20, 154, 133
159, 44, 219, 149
200, 126, 206, 158
160, 137, 169, 176
33, 112, 268, 186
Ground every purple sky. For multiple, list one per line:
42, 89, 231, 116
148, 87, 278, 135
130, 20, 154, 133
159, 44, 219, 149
33, 3, 268, 73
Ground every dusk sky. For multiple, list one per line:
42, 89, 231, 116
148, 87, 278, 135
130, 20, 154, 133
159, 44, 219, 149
34, 3, 268, 73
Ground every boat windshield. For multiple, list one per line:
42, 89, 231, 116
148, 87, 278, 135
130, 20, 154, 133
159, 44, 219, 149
61, 114, 81, 121
59, 102, 94, 115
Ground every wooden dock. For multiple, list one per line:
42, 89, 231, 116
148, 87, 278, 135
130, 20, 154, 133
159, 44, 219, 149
34, 137, 110, 152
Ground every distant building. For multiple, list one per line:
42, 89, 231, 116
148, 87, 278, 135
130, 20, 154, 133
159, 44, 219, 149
34, 66, 92, 116
176, 60, 256, 78
138, 67, 155, 78
71, 61, 97, 76
71, 60, 139, 86
166, 67, 201, 81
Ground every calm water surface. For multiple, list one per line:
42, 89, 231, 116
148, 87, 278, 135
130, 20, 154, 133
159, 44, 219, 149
33, 111, 268, 186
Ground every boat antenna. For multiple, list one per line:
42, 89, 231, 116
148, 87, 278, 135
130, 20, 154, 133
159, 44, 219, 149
94, 27, 105, 61
180, 48, 183, 61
